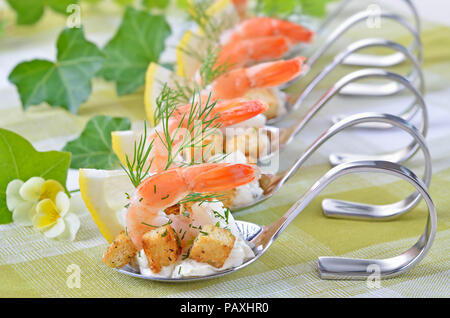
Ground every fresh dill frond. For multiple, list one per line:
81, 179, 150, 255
156, 89, 222, 170
172, 78, 197, 104
179, 0, 237, 66
182, 246, 192, 260
212, 209, 230, 224
205, 151, 231, 164
154, 83, 182, 125
141, 222, 159, 228
141, 219, 173, 228
199, 47, 230, 85
178, 192, 226, 205
188, 0, 224, 41
120, 122, 154, 188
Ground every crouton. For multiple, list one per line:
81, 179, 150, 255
164, 201, 196, 217
225, 128, 269, 162
164, 204, 180, 215
212, 189, 235, 209
102, 231, 137, 268
243, 87, 280, 120
189, 224, 236, 268
142, 225, 181, 273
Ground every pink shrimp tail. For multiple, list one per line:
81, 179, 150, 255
232, 0, 247, 19
183, 163, 258, 193
216, 36, 291, 69
246, 56, 306, 88
228, 17, 313, 44
212, 56, 306, 99
211, 99, 269, 126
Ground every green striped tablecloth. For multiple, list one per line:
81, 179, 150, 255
0, 2, 449, 297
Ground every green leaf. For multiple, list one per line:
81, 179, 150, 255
99, 7, 171, 96
6, 0, 78, 25
0, 20, 5, 37
8, 27, 105, 114
176, 0, 189, 9
257, 0, 334, 18
260, 0, 296, 15
113, 0, 134, 5
299, 0, 331, 17
63, 116, 131, 169
0, 128, 71, 224
142, 0, 170, 9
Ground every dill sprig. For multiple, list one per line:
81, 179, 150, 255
154, 83, 183, 125
179, 0, 237, 67
120, 122, 154, 188
213, 208, 230, 224
156, 88, 222, 170
178, 192, 226, 205
188, 0, 227, 41
199, 47, 230, 86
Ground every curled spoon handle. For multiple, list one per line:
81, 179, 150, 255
267, 160, 436, 280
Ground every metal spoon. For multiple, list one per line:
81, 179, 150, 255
237, 112, 431, 222
261, 68, 427, 165
116, 160, 436, 282
273, 39, 424, 127
315, 0, 420, 68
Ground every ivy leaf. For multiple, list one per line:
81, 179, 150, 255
63, 116, 131, 169
6, 0, 79, 25
260, 0, 296, 15
113, 0, 134, 5
0, 20, 4, 37
258, 0, 334, 18
142, 0, 170, 9
0, 128, 71, 224
8, 27, 105, 114
175, 0, 189, 9
299, 0, 333, 17
99, 7, 171, 96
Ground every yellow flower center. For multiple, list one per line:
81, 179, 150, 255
39, 180, 64, 202
33, 199, 61, 229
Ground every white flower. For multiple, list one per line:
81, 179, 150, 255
7, 177, 37, 226
6, 177, 65, 226
33, 192, 80, 241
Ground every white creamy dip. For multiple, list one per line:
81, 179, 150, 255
136, 200, 255, 278
215, 151, 264, 208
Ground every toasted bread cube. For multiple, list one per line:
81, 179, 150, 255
142, 225, 181, 273
164, 204, 180, 215
243, 87, 280, 120
213, 189, 236, 209
189, 225, 236, 268
102, 231, 137, 268
225, 128, 269, 161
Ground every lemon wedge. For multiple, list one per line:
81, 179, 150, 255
175, 0, 239, 79
79, 169, 134, 243
176, 30, 204, 79
111, 130, 141, 167
144, 62, 174, 126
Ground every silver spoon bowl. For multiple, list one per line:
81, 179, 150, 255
116, 160, 436, 282
272, 39, 424, 126
311, 3, 421, 69
240, 112, 431, 221
262, 68, 427, 166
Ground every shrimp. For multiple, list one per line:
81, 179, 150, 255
232, 0, 247, 20
216, 36, 292, 69
221, 17, 313, 46
211, 56, 306, 100
148, 98, 268, 172
126, 163, 258, 249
